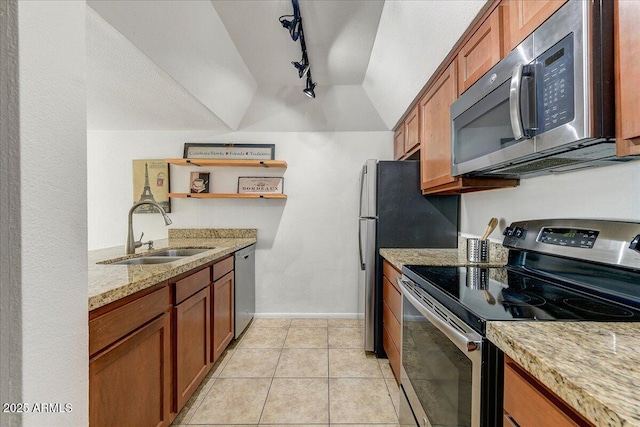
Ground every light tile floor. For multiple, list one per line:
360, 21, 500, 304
172, 318, 400, 426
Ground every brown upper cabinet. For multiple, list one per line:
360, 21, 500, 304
615, 0, 640, 156
502, 0, 567, 52
393, 127, 405, 160
420, 61, 459, 190
394, 106, 420, 160
404, 106, 420, 154
458, 5, 505, 95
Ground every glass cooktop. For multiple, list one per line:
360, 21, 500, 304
402, 265, 640, 332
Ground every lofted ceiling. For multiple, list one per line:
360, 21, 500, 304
87, 0, 485, 132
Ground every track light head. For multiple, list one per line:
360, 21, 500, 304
279, 15, 300, 41
291, 59, 310, 78
303, 77, 316, 98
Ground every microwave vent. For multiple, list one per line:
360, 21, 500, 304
476, 140, 640, 178
492, 158, 582, 175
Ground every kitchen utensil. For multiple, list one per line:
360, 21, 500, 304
483, 290, 496, 305
481, 217, 498, 240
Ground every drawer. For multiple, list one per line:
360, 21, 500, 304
382, 276, 401, 323
382, 260, 401, 292
89, 285, 170, 356
382, 322, 400, 383
382, 299, 401, 351
504, 356, 591, 427
175, 266, 211, 305
213, 255, 234, 281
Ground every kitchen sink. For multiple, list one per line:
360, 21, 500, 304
151, 248, 212, 257
100, 248, 213, 265
109, 256, 184, 265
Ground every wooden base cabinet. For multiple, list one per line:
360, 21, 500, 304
212, 269, 235, 362
503, 355, 594, 427
174, 286, 211, 411
90, 308, 172, 427
381, 260, 402, 384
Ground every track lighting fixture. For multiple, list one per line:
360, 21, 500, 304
279, 15, 300, 41
279, 0, 317, 98
303, 75, 316, 98
291, 57, 310, 78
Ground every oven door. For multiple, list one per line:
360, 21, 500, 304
399, 277, 483, 427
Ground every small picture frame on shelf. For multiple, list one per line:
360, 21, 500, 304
190, 172, 210, 193
237, 177, 284, 194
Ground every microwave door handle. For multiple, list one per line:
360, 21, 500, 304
509, 63, 526, 140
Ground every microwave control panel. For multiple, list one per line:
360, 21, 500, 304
536, 34, 575, 133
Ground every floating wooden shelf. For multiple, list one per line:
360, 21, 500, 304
166, 158, 288, 168
168, 193, 287, 200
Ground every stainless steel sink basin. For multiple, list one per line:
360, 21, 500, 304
109, 256, 184, 265
151, 248, 212, 257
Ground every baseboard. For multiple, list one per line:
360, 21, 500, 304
254, 312, 364, 319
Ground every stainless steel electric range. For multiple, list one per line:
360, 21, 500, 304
398, 219, 640, 427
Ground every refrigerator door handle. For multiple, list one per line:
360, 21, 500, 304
358, 218, 366, 270
359, 164, 366, 217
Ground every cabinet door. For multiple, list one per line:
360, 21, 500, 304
404, 105, 420, 154
504, 356, 593, 427
212, 271, 235, 362
394, 127, 405, 160
615, 0, 640, 156
420, 61, 459, 190
90, 313, 171, 427
175, 286, 211, 411
458, 7, 504, 95
504, 0, 567, 51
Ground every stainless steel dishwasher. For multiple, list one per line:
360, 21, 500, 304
234, 244, 255, 338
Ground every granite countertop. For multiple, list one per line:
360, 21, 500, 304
88, 229, 256, 311
487, 322, 640, 427
380, 237, 509, 271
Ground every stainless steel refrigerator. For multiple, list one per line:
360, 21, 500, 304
359, 159, 459, 353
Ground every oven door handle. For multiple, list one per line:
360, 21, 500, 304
399, 277, 482, 354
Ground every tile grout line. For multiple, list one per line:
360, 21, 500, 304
256, 321, 289, 425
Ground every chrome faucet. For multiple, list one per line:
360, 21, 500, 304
126, 200, 172, 254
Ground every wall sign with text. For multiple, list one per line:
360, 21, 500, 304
237, 177, 284, 194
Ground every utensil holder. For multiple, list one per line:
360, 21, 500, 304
467, 238, 490, 263
466, 267, 489, 289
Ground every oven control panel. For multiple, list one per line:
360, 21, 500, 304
538, 227, 599, 249
502, 219, 640, 270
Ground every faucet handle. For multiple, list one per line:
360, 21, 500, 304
134, 232, 144, 249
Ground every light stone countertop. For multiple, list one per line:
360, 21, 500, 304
487, 322, 640, 427
380, 237, 508, 271
88, 229, 256, 311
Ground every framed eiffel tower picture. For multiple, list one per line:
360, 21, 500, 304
132, 159, 171, 213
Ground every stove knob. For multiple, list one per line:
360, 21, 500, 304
503, 226, 514, 237
514, 227, 525, 239
629, 234, 640, 253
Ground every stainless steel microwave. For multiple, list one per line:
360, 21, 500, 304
450, 0, 633, 178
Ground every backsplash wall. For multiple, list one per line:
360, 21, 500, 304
460, 160, 640, 241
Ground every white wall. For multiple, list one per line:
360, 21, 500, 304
88, 131, 391, 316
461, 161, 640, 241
0, 2, 88, 426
